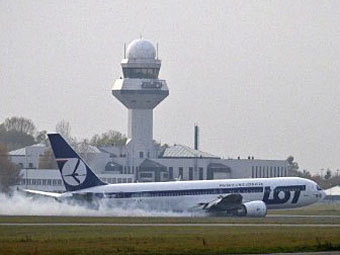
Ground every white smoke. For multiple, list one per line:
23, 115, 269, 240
0, 192, 197, 217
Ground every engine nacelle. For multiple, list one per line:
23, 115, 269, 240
236, 201, 267, 217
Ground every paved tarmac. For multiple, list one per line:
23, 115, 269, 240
268, 214, 340, 218
242, 252, 340, 255
1, 223, 340, 227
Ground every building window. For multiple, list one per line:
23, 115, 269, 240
169, 167, 173, 180
179, 167, 183, 179
28, 163, 33, 168
128, 178, 132, 183
270, 167, 273, 177
252, 166, 254, 178
123, 68, 159, 79
140, 172, 152, 178
255, 166, 258, 178
189, 167, 193, 180
139, 152, 144, 158
199, 167, 204, 180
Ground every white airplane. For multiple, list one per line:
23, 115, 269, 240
24, 134, 326, 217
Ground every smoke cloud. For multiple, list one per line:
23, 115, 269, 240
0, 192, 197, 217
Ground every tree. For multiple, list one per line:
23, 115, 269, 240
0, 129, 36, 151
90, 130, 127, 147
0, 117, 37, 151
55, 120, 72, 142
324, 169, 332, 180
0, 144, 21, 193
35, 130, 48, 144
287, 156, 299, 176
301, 169, 312, 178
2, 117, 36, 136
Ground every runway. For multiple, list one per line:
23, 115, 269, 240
268, 214, 340, 218
1, 222, 340, 227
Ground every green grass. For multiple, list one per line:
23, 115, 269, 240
0, 225, 339, 255
0, 204, 339, 254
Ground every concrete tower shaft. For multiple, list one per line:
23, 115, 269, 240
112, 39, 169, 161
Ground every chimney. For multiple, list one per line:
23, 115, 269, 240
194, 124, 199, 150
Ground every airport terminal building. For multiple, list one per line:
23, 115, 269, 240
11, 39, 289, 192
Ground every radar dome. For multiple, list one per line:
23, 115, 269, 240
126, 39, 156, 60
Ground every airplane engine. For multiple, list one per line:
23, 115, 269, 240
235, 201, 267, 217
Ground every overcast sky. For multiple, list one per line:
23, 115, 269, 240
1, 1, 339, 174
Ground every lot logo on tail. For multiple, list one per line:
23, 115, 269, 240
61, 158, 87, 186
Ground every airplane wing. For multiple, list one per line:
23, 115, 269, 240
198, 193, 243, 212
19, 188, 64, 200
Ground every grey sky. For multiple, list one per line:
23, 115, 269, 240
1, 1, 340, 173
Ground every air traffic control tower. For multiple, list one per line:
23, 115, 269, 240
112, 39, 169, 166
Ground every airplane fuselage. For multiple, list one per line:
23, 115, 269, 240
60, 177, 325, 213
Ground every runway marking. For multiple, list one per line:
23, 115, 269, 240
1, 223, 340, 227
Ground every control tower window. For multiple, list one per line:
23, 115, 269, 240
123, 68, 159, 79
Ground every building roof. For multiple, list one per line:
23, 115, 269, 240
9, 143, 46, 156
78, 144, 101, 154
207, 163, 231, 171
161, 144, 220, 159
325, 186, 340, 196
127, 39, 156, 60
140, 159, 166, 169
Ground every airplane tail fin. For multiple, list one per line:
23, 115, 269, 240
48, 133, 106, 192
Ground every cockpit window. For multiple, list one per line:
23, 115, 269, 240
316, 185, 322, 191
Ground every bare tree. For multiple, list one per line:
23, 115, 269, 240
55, 120, 73, 143
3, 117, 36, 136
0, 144, 21, 193
0, 118, 36, 151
